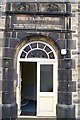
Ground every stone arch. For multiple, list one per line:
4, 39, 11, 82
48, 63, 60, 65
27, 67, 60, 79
15, 35, 60, 61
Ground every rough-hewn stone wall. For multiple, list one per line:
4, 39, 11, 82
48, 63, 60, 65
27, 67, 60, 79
0, 1, 80, 119
0, 0, 6, 119
70, 4, 78, 118
77, 2, 80, 118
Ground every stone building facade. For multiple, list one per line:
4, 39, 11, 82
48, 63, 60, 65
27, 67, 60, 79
0, 0, 80, 120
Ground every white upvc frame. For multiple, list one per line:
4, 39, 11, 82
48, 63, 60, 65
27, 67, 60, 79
16, 41, 58, 117
18, 41, 57, 60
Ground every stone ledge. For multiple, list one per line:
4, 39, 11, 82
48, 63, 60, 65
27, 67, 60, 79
17, 118, 56, 120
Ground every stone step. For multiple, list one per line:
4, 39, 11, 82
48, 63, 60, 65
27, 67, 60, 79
17, 118, 56, 120
17, 117, 56, 120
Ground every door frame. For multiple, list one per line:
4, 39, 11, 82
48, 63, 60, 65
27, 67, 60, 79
16, 39, 58, 117
16, 58, 58, 117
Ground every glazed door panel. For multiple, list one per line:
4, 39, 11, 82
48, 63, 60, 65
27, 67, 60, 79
37, 62, 55, 116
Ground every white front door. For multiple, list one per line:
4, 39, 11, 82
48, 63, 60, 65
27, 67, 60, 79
17, 60, 57, 116
37, 61, 57, 116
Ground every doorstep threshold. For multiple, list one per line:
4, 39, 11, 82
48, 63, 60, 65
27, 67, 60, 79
18, 115, 55, 118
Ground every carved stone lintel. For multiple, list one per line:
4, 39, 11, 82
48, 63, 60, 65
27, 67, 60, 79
17, 3, 31, 11
16, 3, 61, 12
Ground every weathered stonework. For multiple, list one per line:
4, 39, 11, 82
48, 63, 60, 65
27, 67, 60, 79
77, 2, 80, 119
0, 1, 80, 120
69, 2, 80, 119
70, 3, 79, 118
0, 0, 6, 119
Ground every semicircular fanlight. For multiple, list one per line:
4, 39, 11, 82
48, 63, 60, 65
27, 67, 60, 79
20, 41, 55, 59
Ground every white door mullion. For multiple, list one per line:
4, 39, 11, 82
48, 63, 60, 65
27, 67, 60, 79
37, 62, 40, 116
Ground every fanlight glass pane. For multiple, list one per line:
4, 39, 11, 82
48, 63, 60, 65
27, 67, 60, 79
45, 46, 51, 53
30, 43, 37, 49
24, 45, 31, 53
40, 65, 53, 92
27, 49, 48, 58
20, 51, 26, 58
49, 52, 55, 59
38, 43, 45, 49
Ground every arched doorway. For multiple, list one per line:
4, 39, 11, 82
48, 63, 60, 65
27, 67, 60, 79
17, 40, 58, 117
